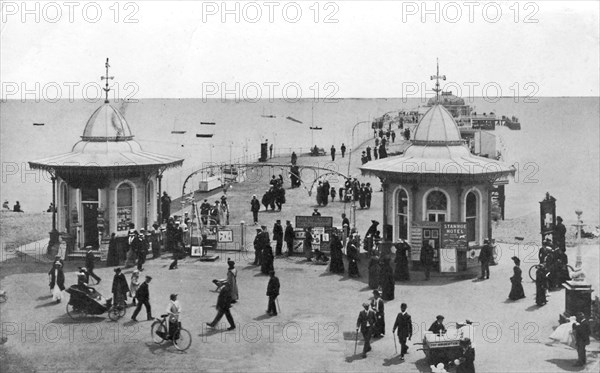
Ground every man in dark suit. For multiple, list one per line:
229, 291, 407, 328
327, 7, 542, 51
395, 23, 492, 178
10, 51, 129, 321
371, 290, 385, 338
429, 315, 446, 335
356, 302, 376, 358
392, 303, 413, 359
572, 312, 591, 366
131, 276, 153, 321
206, 282, 236, 330
253, 228, 263, 266
266, 270, 280, 316
273, 220, 283, 256
284, 221, 295, 256
478, 238, 493, 280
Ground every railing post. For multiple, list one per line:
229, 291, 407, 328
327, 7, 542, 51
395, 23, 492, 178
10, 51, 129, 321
240, 220, 245, 251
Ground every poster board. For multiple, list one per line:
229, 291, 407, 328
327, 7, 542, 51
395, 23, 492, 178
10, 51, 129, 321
217, 229, 233, 243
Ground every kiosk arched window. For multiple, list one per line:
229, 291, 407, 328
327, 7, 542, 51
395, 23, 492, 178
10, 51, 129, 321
117, 183, 134, 232
60, 182, 68, 231
397, 188, 409, 240
146, 179, 154, 225
426, 190, 447, 222
466, 191, 478, 242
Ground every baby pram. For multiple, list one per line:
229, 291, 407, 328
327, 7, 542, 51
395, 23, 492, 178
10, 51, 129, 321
65, 285, 126, 320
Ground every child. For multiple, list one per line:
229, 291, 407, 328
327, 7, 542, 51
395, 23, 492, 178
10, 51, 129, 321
330, 188, 336, 202
129, 269, 140, 306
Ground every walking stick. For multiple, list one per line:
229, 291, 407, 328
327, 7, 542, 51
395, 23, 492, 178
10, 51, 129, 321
393, 333, 398, 354
276, 297, 281, 314
354, 328, 359, 355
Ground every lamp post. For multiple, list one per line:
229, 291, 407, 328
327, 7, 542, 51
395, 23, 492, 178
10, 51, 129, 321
347, 120, 372, 229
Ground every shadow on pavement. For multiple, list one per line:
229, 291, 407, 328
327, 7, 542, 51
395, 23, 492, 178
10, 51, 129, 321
382, 354, 404, 366
546, 358, 585, 371
345, 353, 365, 363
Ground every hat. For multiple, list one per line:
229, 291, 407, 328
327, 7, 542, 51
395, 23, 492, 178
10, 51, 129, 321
261, 225, 267, 229
371, 220, 379, 224
460, 338, 471, 346
483, 238, 489, 243
228, 260, 235, 268
80, 267, 87, 272
286, 220, 291, 224
256, 228, 262, 232
436, 315, 445, 320
269, 270, 275, 275
114, 267, 121, 273
145, 275, 152, 280
170, 293, 178, 300
557, 216, 563, 221
54, 261, 62, 267
373, 290, 380, 296
362, 303, 369, 309
314, 208, 318, 211
276, 219, 281, 223
133, 269, 140, 274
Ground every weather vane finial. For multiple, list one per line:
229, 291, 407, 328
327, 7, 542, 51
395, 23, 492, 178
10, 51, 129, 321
100, 58, 114, 104
430, 58, 446, 104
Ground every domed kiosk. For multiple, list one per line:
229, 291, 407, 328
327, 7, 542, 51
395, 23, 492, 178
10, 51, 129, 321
29, 61, 183, 258
360, 104, 515, 273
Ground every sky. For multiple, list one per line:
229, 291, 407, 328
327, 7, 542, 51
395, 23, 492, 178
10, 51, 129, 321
1, 0, 599, 99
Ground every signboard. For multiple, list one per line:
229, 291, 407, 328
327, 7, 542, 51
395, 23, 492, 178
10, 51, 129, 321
295, 216, 333, 229
218, 229, 233, 243
409, 226, 422, 261
440, 222, 468, 273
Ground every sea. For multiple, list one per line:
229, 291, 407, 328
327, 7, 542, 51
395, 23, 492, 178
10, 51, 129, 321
1, 97, 598, 224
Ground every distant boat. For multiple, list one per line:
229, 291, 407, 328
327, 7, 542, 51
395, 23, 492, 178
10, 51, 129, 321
286, 116, 302, 124
200, 122, 216, 125
309, 126, 322, 130
33, 123, 45, 126
196, 134, 214, 138
261, 115, 276, 118
171, 130, 186, 134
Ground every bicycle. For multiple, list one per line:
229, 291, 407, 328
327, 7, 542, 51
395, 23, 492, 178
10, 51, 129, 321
150, 314, 192, 351
528, 263, 574, 282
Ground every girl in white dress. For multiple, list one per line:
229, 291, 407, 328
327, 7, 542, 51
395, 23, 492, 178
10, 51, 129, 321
549, 316, 576, 347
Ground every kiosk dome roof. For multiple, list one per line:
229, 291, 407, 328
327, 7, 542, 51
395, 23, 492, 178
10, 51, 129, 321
412, 105, 462, 145
81, 104, 133, 141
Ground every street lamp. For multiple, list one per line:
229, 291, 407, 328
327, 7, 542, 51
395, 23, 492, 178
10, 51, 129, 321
346, 120, 372, 229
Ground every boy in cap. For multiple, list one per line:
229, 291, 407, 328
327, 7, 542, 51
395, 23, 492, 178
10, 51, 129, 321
206, 281, 235, 330
131, 275, 153, 321
429, 315, 447, 335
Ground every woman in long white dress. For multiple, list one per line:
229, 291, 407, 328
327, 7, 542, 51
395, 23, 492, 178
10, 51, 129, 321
549, 316, 576, 347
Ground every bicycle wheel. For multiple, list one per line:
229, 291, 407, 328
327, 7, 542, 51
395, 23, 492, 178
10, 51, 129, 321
151, 321, 167, 344
66, 302, 86, 319
528, 265, 539, 282
173, 328, 192, 351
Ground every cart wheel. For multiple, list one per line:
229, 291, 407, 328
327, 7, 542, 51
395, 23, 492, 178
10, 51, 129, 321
151, 321, 167, 344
66, 302, 86, 319
173, 328, 192, 351
108, 303, 127, 321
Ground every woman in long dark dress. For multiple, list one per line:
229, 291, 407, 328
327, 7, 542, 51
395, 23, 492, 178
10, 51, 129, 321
106, 233, 119, 266
368, 252, 381, 289
394, 240, 411, 281
535, 265, 549, 306
329, 232, 345, 274
380, 257, 395, 301
347, 236, 360, 278
508, 256, 526, 300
